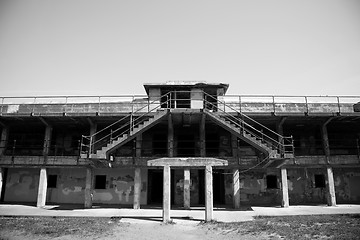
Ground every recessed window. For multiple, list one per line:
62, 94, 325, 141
314, 174, 326, 188
47, 175, 57, 188
95, 175, 107, 189
266, 175, 278, 189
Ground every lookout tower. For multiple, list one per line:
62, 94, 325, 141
143, 81, 229, 110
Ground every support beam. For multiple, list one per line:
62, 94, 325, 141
200, 113, 206, 157
183, 168, 190, 209
163, 165, 171, 223
133, 168, 141, 209
168, 114, 174, 157
205, 165, 213, 222
84, 167, 93, 209
280, 168, 289, 208
232, 169, 240, 209
326, 167, 336, 206
36, 168, 47, 208
0, 127, 9, 156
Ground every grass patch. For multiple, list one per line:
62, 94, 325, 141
202, 214, 360, 240
0, 216, 122, 238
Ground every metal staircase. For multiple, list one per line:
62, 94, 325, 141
203, 92, 294, 161
80, 93, 171, 160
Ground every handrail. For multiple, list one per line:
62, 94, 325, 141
203, 92, 294, 156
80, 90, 295, 157
81, 92, 172, 155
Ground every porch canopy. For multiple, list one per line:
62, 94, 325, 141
147, 157, 228, 223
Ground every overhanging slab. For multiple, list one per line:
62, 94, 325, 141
147, 157, 228, 167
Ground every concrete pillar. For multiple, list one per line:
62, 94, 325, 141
136, 135, 142, 158
84, 167, 93, 209
205, 165, 213, 222
200, 113, 206, 157
163, 165, 171, 223
232, 169, 240, 209
280, 168, 289, 208
88, 119, 97, 154
0, 168, 3, 201
321, 118, 333, 163
43, 125, 52, 164
326, 167, 336, 206
168, 114, 174, 157
231, 135, 238, 159
0, 127, 9, 156
36, 168, 47, 208
183, 168, 191, 209
133, 168, 141, 209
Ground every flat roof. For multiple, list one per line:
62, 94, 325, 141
143, 81, 229, 94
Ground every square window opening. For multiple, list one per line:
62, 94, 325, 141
266, 175, 278, 189
95, 175, 107, 189
314, 174, 326, 188
47, 175, 57, 188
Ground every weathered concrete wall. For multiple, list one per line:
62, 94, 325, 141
287, 168, 327, 204
92, 168, 147, 205
46, 168, 86, 204
333, 168, 360, 203
4, 168, 40, 202
173, 169, 201, 206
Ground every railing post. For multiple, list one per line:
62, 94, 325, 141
305, 96, 309, 114
98, 96, 101, 114
238, 96, 241, 113
272, 96, 276, 114
89, 136, 93, 156
337, 96, 341, 114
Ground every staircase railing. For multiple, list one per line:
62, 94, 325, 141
80, 92, 172, 157
202, 92, 294, 157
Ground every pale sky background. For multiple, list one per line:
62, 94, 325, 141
0, 0, 359, 97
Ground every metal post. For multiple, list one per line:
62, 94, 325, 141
305, 96, 309, 114
337, 96, 341, 114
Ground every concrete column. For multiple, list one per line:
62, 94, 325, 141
0, 127, 9, 156
84, 167, 93, 209
321, 118, 333, 163
200, 113, 206, 157
326, 167, 336, 206
168, 114, 174, 157
163, 165, 171, 223
205, 165, 213, 222
37, 168, 47, 208
0, 168, 3, 201
136, 135, 142, 158
232, 169, 240, 209
280, 168, 289, 208
231, 135, 238, 159
133, 168, 141, 209
43, 125, 52, 164
183, 168, 191, 209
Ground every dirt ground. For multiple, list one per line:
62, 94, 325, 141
1, 215, 359, 240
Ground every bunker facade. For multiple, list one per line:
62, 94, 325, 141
0, 81, 359, 221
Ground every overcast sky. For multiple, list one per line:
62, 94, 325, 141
0, 0, 359, 97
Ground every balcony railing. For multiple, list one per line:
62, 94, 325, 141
0, 94, 359, 115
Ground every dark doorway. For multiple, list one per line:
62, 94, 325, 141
198, 169, 205, 205
213, 170, 225, 205
147, 169, 175, 205
148, 169, 163, 204
177, 134, 195, 157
